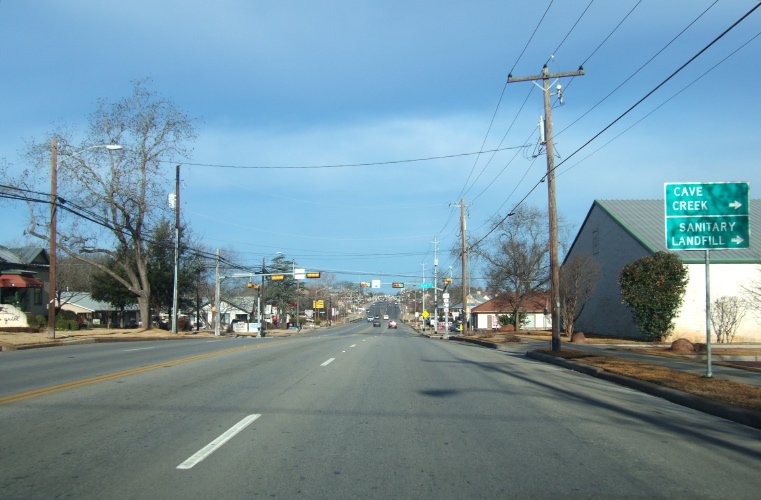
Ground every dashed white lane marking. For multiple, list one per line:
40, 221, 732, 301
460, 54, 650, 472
321, 358, 335, 366
177, 414, 261, 470
350, 344, 357, 348
123, 347, 156, 352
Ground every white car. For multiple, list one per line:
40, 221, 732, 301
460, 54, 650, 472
383, 315, 389, 320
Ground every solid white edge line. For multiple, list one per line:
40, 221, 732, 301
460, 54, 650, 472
321, 358, 335, 366
176, 414, 261, 470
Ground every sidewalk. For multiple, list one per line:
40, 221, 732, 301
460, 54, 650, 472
517, 337, 761, 389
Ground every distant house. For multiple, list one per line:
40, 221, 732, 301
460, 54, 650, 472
58, 292, 139, 328
470, 292, 550, 331
0, 245, 48, 316
450, 291, 490, 328
564, 199, 761, 343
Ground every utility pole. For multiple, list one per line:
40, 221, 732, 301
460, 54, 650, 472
214, 249, 221, 336
261, 257, 267, 334
171, 164, 180, 334
48, 138, 58, 339
508, 64, 584, 351
421, 261, 426, 328
432, 236, 438, 332
450, 198, 470, 331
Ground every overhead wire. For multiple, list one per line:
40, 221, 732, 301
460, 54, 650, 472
466, 1, 761, 255
556, 0, 720, 138
557, 27, 761, 179
544, 0, 595, 66
162, 145, 526, 170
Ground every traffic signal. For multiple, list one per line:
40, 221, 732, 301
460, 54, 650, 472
392, 282, 404, 288
270, 275, 285, 281
444, 278, 452, 285
306, 272, 321, 278
247, 282, 260, 289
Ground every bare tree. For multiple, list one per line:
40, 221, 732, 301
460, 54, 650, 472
741, 268, 761, 315
17, 80, 197, 329
711, 296, 748, 344
559, 253, 601, 336
472, 205, 570, 330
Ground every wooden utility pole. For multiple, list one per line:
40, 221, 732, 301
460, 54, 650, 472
450, 198, 471, 331
172, 164, 180, 334
508, 65, 584, 351
48, 138, 58, 339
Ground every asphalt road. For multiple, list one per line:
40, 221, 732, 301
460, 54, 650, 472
1, 321, 760, 499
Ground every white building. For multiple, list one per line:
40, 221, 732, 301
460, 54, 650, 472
565, 199, 761, 343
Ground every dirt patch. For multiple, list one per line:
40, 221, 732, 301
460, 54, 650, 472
536, 348, 761, 413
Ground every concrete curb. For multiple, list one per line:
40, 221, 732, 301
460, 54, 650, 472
448, 336, 497, 349
526, 351, 761, 431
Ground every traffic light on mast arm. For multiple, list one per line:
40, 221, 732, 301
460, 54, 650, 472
443, 277, 452, 290
247, 282, 260, 289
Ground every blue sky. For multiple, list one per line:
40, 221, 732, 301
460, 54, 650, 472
2, 1, 760, 289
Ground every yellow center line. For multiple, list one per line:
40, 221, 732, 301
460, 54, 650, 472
0, 337, 314, 406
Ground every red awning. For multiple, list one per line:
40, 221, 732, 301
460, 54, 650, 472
0, 275, 44, 288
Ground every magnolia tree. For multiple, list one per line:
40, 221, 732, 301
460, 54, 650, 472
619, 252, 689, 342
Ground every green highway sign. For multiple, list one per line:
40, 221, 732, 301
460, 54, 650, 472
665, 182, 750, 250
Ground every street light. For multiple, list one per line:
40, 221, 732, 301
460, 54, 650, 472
48, 139, 123, 338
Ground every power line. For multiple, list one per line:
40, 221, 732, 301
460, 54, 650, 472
468, 1, 761, 253
554, 1, 761, 171
557, 0, 720, 138
162, 145, 527, 170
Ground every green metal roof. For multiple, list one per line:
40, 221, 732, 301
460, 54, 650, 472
594, 199, 761, 264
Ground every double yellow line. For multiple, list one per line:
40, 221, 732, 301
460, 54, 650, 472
0, 337, 312, 406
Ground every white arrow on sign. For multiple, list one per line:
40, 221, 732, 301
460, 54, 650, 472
729, 201, 743, 209
732, 236, 745, 245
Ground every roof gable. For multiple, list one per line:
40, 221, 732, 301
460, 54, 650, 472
471, 293, 549, 313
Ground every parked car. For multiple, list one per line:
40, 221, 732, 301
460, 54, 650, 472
388, 320, 398, 329
373, 320, 382, 327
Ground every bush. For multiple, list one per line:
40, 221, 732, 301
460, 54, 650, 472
26, 313, 43, 327
178, 316, 191, 331
619, 251, 689, 342
55, 319, 80, 331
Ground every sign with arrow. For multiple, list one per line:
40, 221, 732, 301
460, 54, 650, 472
665, 182, 750, 250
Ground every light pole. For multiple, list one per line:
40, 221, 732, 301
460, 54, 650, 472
48, 140, 122, 339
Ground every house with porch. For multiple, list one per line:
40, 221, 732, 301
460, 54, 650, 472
0, 245, 48, 317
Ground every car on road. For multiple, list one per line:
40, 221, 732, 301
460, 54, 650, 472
373, 320, 381, 327
383, 315, 389, 320
388, 320, 398, 329
367, 317, 373, 322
